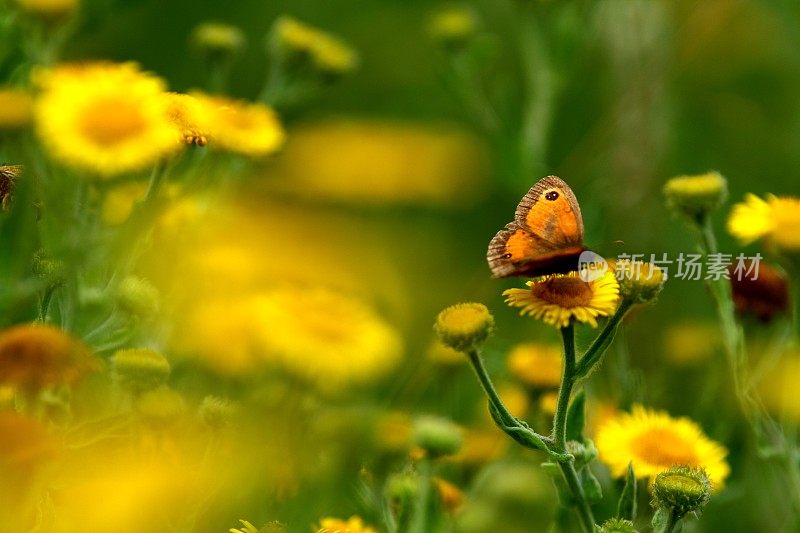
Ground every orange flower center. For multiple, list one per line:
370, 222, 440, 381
530, 276, 593, 308
631, 428, 698, 467
80, 98, 147, 146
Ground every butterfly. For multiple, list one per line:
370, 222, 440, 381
487, 175, 587, 278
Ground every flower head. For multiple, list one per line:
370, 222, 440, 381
317, 516, 377, 533
728, 193, 800, 252
272, 16, 358, 78
163, 92, 213, 147
193, 93, 284, 157
651, 465, 711, 516
191, 22, 246, 58
434, 477, 465, 513
0, 324, 97, 392
598, 518, 638, 533
112, 348, 170, 393
413, 415, 463, 459
428, 6, 478, 49
615, 260, 665, 304
435, 302, 494, 352
596, 405, 729, 487
0, 88, 33, 130
34, 62, 182, 176
663, 171, 727, 221
506, 343, 562, 390
15, 0, 77, 22
504, 270, 619, 328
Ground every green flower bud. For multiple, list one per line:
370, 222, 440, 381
663, 172, 728, 222
32, 250, 65, 287
651, 465, 711, 517
199, 395, 235, 430
615, 260, 665, 304
116, 276, 159, 319
412, 415, 463, 459
434, 302, 494, 352
113, 348, 170, 393
599, 517, 639, 533
386, 471, 420, 509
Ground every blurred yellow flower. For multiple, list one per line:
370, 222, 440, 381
191, 22, 246, 57
16, 0, 77, 20
163, 92, 213, 146
496, 383, 530, 419
0, 323, 97, 392
539, 391, 559, 417
662, 322, 720, 366
428, 6, 478, 47
193, 93, 284, 156
274, 16, 358, 76
374, 411, 413, 452
504, 271, 620, 329
507, 343, 563, 390
317, 516, 376, 533
596, 405, 729, 488
264, 119, 489, 207
428, 339, 465, 366
252, 287, 403, 390
758, 353, 800, 421
34, 62, 182, 176
434, 477, 465, 513
0, 87, 33, 130
451, 428, 507, 465
728, 193, 800, 251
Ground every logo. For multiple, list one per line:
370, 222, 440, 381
578, 251, 608, 282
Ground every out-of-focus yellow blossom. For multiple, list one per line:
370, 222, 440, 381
596, 405, 729, 488
274, 16, 358, 77
504, 271, 620, 329
252, 287, 403, 390
317, 516, 377, 533
663, 172, 728, 220
451, 428, 508, 465
191, 22, 246, 57
15, 0, 77, 21
264, 119, 489, 207
539, 391, 559, 417
758, 353, 800, 421
428, 6, 478, 48
0, 87, 33, 130
434, 477, 465, 513
428, 338, 465, 366
496, 383, 530, 419
0, 323, 97, 392
163, 92, 213, 146
192, 93, 284, 157
663, 322, 720, 366
728, 193, 800, 251
101, 182, 147, 225
375, 411, 413, 452
34, 62, 182, 176
506, 343, 563, 390
615, 260, 665, 304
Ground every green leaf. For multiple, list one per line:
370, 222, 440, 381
580, 468, 603, 503
566, 390, 587, 442
617, 463, 637, 521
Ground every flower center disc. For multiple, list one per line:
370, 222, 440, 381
631, 428, 698, 467
531, 276, 593, 308
81, 98, 147, 146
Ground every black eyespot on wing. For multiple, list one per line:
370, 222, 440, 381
545, 191, 559, 201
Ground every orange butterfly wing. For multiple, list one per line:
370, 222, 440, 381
487, 176, 585, 278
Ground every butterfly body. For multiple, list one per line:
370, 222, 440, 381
487, 176, 586, 278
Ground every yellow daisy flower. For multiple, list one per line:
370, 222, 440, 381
728, 193, 800, 251
596, 405, 729, 488
506, 342, 563, 389
34, 62, 182, 176
193, 93, 285, 157
504, 270, 620, 328
251, 287, 403, 390
317, 516, 377, 533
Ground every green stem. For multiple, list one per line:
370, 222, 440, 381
551, 324, 595, 533
409, 458, 432, 533
574, 300, 633, 379
37, 283, 58, 323
467, 348, 519, 426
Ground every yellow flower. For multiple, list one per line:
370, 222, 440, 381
0, 87, 33, 130
615, 260, 665, 304
504, 270, 620, 329
193, 93, 284, 156
317, 516, 377, 533
163, 92, 213, 146
434, 477, 465, 513
0, 323, 97, 392
506, 343, 563, 389
758, 352, 800, 421
663, 171, 728, 220
34, 62, 182, 176
374, 411, 413, 452
252, 287, 403, 390
428, 6, 478, 48
435, 302, 494, 352
662, 322, 720, 366
15, 0, 77, 20
191, 22, 246, 56
274, 16, 358, 77
428, 339, 465, 366
539, 391, 559, 417
728, 193, 800, 251
596, 405, 729, 488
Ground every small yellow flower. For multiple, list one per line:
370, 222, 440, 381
112, 348, 170, 392
317, 516, 377, 533
15, 0, 77, 21
0, 323, 97, 392
504, 270, 619, 329
728, 193, 800, 251
34, 62, 182, 176
758, 352, 800, 421
273, 16, 358, 77
435, 302, 494, 351
428, 6, 478, 48
433, 477, 465, 513
651, 465, 711, 516
662, 322, 720, 366
539, 391, 559, 417
0, 87, 33, 130
191, 22, 246, 57
596, 405, 729, 488
163, 92, 213, 146
193, 93, 285, 157
615, 260, 665, 304
663, 171, 728, 220
506, 343, 563, 389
